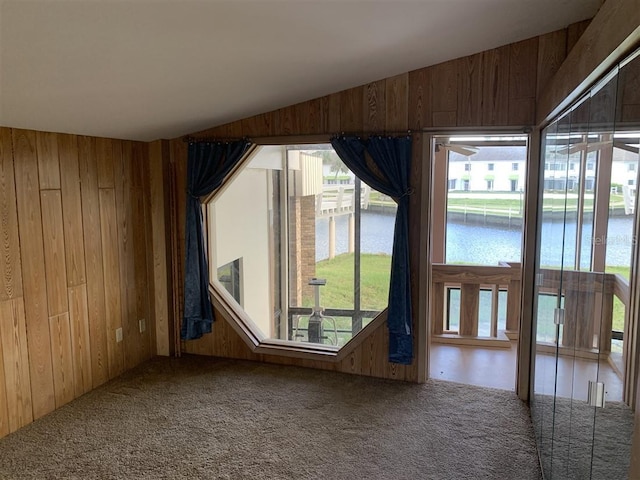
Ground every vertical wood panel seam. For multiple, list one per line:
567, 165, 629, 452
0, 128, 23, 300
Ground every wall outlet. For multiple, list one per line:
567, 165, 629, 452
116, 327, 123, 343
139, 318, 146, 333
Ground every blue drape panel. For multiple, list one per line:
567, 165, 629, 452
182, 140, 251, 340
331, 136, 413, 364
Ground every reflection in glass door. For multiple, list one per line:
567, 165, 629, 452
531, 48, 640, 479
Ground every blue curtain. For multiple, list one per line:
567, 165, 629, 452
182, 140, 251, 340
331, 135, 413, 364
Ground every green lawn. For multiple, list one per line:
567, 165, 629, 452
606, 264, 630, 280
606, 265, 630, 334
366, 191, 626, 217
294, 253, 391, 346
447, 193, 524, 212
368, 191, 396, 208
314, 253, 391, 310
445, 191, 625, 218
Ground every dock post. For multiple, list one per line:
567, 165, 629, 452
348, 213, 355, 253
329, 216, 335, 259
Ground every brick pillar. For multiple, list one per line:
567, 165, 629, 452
289, 195, 317, 305
299, 195, 317, 302
289, 197, 303, 306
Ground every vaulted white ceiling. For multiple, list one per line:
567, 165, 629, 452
0, 0, 601, 141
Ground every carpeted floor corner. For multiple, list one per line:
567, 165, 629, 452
0, 356, 542, 479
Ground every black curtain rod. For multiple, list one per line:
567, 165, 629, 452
182, 129, 414, 143
182, 135, 251, 143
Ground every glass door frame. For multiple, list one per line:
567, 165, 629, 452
425, 128, 533, 396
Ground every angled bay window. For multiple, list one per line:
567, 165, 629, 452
207, 144, 393, 348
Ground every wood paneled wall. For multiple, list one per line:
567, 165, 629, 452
167, 25, 589, 382
537, 0, 640, 123
0, 128, 156, 439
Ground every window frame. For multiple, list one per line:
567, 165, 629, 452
203, 138, 393, 359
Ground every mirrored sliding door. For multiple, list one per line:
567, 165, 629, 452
531, 47, 640, 479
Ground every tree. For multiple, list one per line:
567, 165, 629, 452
319, 150, 349, 179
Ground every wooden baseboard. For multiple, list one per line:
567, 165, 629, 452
505, 330, 519, 341
608, 352, 625, 380
431, 332, 512, 348
535, 342, 607, 361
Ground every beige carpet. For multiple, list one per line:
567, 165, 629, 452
0, 356, 542, 479
533, 393, 634, 479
